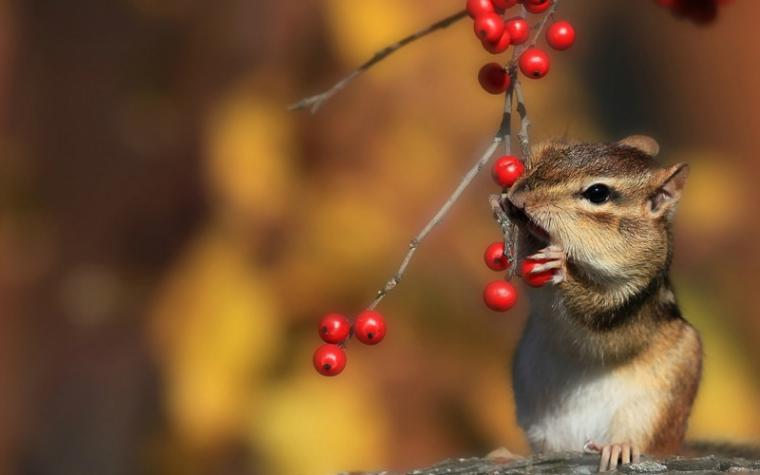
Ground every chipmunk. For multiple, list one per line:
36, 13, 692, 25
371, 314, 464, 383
505, 136, 703, 472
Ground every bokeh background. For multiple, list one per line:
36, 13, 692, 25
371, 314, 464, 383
0, 0, 758, 474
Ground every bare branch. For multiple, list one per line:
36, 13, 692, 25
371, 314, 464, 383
492, 78, 518, 278
513, 78, 532, 166
528, 2, 558, 47
497, 85, 514, 154
367, 137, 502, 310
508, 0, 560, 167
289, 9, 468, 114
331, 2, 563, 316
489, 193, 518, 279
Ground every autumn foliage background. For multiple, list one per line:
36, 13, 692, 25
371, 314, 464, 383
0, 1, 759, 474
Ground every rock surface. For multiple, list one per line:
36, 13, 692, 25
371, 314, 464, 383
347, 452, 760, 474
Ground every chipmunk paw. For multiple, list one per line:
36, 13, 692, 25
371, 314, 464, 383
585, 440, 640, 472
527, 245, 566, 284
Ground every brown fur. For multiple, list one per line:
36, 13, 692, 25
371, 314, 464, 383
648, 323, 703, 454
508, 137, 703, 454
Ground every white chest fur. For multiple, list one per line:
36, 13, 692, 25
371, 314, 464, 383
512, 312, 660, 452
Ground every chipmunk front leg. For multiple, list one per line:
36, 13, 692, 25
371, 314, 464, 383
585, 441, 641, 472
527, 245, 566, 284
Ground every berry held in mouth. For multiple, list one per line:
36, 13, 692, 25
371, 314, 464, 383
520, 258, 556, 287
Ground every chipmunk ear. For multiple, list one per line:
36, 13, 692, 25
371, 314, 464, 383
618, 135, 660, 157
649, 163, 689, 219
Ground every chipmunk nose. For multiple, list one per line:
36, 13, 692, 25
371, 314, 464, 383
507, 189, 527, 209
506, 175, 530, 209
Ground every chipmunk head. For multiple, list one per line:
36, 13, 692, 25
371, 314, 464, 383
506, 135, 688, 285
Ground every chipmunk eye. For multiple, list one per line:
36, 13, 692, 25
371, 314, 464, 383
582, 184, 611, 204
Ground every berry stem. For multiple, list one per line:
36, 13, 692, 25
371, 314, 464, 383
288, 9, 468, 114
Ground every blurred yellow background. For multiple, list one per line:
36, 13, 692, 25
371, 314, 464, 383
0, 0, 758, 474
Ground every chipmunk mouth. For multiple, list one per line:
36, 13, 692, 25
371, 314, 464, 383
504, 200, 551, 245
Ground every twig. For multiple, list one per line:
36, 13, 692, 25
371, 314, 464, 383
489, 193, 518, 278
492, 69, 518, 276
367, 137, 502, 310
367, 0, 563, 306
509, 0, 560, 167
498, 79, 514, 153
288, 10, 468, 114
513, 78, 532, 166
528, 2, 558, 47
310, 1, 562, 314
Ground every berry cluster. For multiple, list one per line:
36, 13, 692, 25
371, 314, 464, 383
467, 0, 575, 94
481, 156, 559, 312
654, 0, 732, 24
313, 310, 386, 376
300, 0, 731, 380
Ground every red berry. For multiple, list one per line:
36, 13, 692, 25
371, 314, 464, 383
546, 20, 575, 50
466, 0, 495, 18
520, 258, 555, 287
491, 155, 524, 187
482, 29, 512, 54
523, 0, 552, 14
677, 0, 718, 24
474, 13, 505, 44
518, 47, 550, 79
318, 312, 351, 344
313, 344, 347, 376
483, 280, 518, 311
484, 242, 511, 271
504, 17, 529, 45
354, 310, 386, 345
492, 0, 518, 9
478, 63, 511, 94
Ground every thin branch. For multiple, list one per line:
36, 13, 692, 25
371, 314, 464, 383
289, 9, 468, 114
513, 78, 532, 167
508, 221, 519, 279
497, 86, 513, 153
485, 2, 562, 276
367, 137, 502, 310
338, 2, 562, 312
528, 2, 558, 47
489, 193, 518, 278
492, 76, 518, 278
500, 34, 522, 155
508, 0, 560, 167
